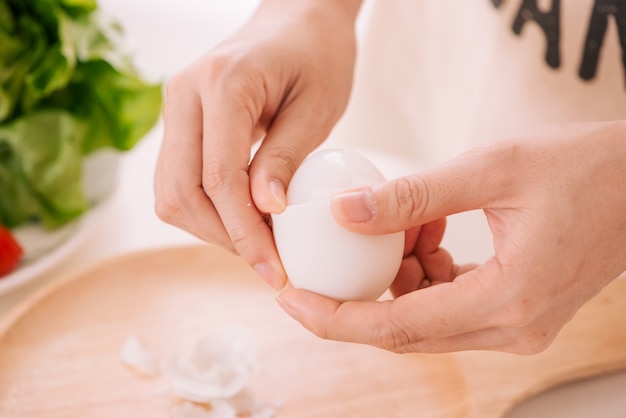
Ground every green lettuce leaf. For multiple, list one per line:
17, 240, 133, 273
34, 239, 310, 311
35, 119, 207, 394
0, 0, 162, 229
0, 111, 87, 228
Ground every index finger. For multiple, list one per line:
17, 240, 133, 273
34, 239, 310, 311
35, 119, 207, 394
331, 143, 514, 235
200, 81, 287, 289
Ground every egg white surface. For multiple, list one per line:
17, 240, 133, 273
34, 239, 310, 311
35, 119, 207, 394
272, 149, 404, 302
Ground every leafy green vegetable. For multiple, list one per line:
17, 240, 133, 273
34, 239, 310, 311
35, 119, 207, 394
0, 0, 162, 229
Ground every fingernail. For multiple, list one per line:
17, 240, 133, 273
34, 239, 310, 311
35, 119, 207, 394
276, 294, 299, 321
254, 262, 284, 291
332, 190, 374, 223
269, 179, 286, 212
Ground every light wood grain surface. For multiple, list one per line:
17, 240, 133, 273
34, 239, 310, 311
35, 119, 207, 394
0, 245, 625, 418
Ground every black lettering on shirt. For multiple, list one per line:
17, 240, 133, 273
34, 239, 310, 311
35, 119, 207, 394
491, 0, 626, 88
493, 0, 562, 68
579, 0, 626, 86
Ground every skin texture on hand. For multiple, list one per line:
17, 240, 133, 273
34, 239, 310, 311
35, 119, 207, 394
277, 120, 626, 354
154, 0, 362, 289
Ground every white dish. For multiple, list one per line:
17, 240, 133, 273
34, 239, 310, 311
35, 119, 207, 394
0, 202, 107, 295
0, 150, 119, 295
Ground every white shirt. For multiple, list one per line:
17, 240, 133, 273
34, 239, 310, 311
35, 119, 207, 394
329, 0, 626, 167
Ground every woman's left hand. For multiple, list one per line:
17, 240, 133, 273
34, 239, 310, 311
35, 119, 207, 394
277, 120, 626, 354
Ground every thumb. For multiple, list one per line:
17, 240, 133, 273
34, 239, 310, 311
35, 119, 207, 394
331, 145, 509, 234
249, 94, 335, 215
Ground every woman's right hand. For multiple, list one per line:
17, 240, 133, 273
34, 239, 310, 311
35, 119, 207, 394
154, 0, 363, 289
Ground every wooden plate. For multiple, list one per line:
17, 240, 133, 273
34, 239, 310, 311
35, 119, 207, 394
1, 245, 625, 418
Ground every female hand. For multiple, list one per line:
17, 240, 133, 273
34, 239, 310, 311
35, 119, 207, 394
154, 0, 362, 289
277, 120, 626, 354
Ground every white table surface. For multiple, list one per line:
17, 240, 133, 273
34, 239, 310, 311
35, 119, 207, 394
1, 1, 624, 416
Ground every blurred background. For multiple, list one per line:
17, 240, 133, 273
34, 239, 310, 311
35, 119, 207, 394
1, 1, 624, 417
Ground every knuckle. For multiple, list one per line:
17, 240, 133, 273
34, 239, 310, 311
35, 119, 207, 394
198, 51, 242, 81
202, 167, 246, 197
378, 327, 420, 354
163, 73, 190, 117
154, 187, 185, 226
391, 176, 430, 223
371, 311, 423, 353
202, 169, 229, 195
199, 53, 261, 103
164, 72, 186, 100
375, 327, 410, 353
266, 147, 300, 179
163, 68, 200, 104
228, 220, 254, 249
166, 52, 263, 124
165, 53, 237, 100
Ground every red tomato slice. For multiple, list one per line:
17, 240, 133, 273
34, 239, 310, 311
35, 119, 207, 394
0, 225, 23, 277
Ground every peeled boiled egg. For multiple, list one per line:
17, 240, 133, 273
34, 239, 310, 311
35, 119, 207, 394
271, 148, 404, 302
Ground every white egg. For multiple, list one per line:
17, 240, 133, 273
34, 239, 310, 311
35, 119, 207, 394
271, 148, 404, 302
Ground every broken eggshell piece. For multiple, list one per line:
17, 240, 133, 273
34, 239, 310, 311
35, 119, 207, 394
165, 327, 258, 403
271, 148, 404, 302
120, 334, 160, 377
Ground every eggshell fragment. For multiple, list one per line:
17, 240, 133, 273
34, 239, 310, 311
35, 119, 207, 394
120, 334, 160, 377
120, 327, 277, 417
165, 327, 258, 403
272, 149, 404, 302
